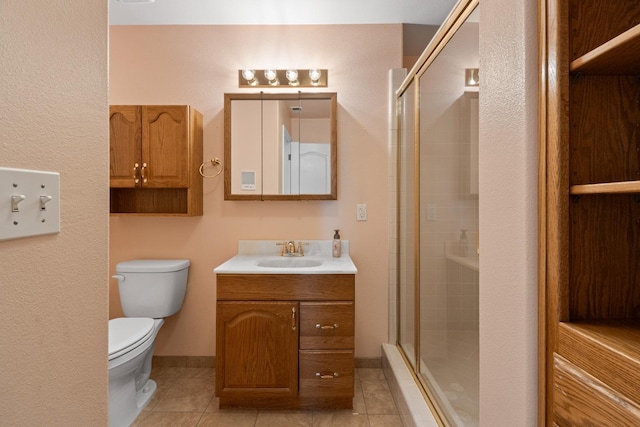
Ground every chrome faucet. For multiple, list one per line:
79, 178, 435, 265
276, 240, 308, 257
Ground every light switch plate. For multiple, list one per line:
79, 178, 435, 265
0, 167, 60, 241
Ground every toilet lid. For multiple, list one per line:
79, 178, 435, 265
108, 317, 155, 361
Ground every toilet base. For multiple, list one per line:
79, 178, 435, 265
136, 379, 157, 412
109, 319, 163, 427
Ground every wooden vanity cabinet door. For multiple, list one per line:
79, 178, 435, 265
109, 105, 141, 188
216, 301, 299, 401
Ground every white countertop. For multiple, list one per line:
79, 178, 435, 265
214, 240, 358, 275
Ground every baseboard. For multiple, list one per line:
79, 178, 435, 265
355, 357, 382, 368
153, 355, 380, 369
152, 355, 215, 368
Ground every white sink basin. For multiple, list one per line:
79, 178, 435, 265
256, 258, 323, 268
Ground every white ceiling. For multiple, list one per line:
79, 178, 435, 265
109, 0, 459, 26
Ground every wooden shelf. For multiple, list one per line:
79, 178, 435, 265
558, 320, 640, 404
570, 180, 640, 195
570, 24, 640, 74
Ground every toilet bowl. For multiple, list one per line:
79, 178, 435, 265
108, 259, 189, 427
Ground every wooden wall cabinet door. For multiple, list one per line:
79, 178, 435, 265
109, 105, 203, 216
109, 105, 142, 188
141, 106, 190, 188
216, 301, 299, 401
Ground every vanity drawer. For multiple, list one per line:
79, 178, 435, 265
299, 350, 354, 398
299, 302, 354, 349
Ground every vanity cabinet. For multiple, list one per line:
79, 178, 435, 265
216, 274, 355, 409
109, 105, 203, 216
540, 1, 640, 424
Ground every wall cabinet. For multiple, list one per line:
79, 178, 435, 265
540, 1, 640, 424
216, 274, 355, 409
109, 105, 203, 216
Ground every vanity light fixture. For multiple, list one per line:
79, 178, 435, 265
465, 68, 479, 87
238, 69, 328, 88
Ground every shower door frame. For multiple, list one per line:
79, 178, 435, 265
394, 0, 479, 425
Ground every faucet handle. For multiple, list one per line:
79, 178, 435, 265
276, 241, 287, 256
297, 241, 309, 256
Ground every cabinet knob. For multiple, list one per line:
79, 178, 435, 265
315, 372, 339, 379
316, 323, 339, 330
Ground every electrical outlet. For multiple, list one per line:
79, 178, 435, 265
356, 204, 367, 221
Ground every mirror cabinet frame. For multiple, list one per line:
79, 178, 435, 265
224, 92, 337, 201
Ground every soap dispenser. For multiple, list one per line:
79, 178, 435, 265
332, 229, 342, 257
459, 229, 468, 257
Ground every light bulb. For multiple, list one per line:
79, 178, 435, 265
309, 69, 322, 85
286, 69, 299, 86
241, 69, 257, 86
264, 69, 279, 85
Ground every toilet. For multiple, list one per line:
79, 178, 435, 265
108, 259, 190, 427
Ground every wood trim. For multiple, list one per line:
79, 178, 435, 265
537, 0, 548, 423
539, 0, 570, 424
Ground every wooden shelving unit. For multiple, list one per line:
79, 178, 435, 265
540, 0, 640, 425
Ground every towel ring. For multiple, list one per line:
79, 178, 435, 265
199, 158, 223, 178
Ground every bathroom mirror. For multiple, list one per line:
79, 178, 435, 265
224, 92, 337, 200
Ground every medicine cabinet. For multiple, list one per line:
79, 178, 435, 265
224, 92, 337, 201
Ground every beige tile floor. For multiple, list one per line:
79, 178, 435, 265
131, 366, 403, 427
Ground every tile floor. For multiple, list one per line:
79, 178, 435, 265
131, 366, 404, 427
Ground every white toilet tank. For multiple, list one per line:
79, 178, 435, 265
114, 259, 190, 318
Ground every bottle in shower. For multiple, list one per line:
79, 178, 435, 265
459, 229, 468, 257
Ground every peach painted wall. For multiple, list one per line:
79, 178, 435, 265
1, 0, 108, 424
109, 24, 402, 358
479, 0, 539, 424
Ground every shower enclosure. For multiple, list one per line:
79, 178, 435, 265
396, 1, 479, 425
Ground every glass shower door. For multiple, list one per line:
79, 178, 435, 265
417, 10, 479, 426
397, 81, 417, 370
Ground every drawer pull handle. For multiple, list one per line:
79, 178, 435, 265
316, 372, 339, 379
316, 323, 339, 330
